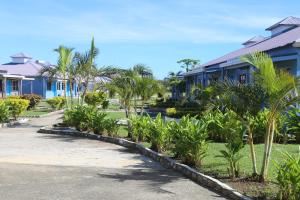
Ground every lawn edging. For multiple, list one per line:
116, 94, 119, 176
38, 126, 252, 200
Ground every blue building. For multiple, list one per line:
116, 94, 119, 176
184, 16, 300, 94
0, 53, 78, 98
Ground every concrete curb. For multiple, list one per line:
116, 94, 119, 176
0, 121, 21, 128
38, 126, 252, 200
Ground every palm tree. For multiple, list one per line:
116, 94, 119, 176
242, 52, 300, 182
55, 46, 74, 99
177, 59, 200, 72
73, 38, 99, 104
135, 77, 164, 114
40, 46, 74, 107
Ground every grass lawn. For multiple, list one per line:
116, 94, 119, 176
105, 111, 126, 119
202, 143, 300, 181
21, 110, 51, 117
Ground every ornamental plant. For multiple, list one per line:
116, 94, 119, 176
130, 115, 151, 142
84, 91, 108, 108
21, 94, 42, 110
5, 98, 29, 120
0, 100, 10, 123
46, 97, 66, 110
104, 119, 120, 137
64, 105, 94, 131
170, 116, 209, 167
275, 151, 300, 200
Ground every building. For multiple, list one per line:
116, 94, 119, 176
0, 53, 78, 98
184, 16, 300, 95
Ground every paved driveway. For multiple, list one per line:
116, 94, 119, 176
0, 114, 226, 200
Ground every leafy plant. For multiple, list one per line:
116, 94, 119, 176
84, 91, 108, 108
5, 98, 29, 120
104, 119, 120, 137
130, 115, 151, 142
275, 151, 300, 200
46, 97, 66, 110
64, 105, 94, 131
148, 113, 170, 153
90, 111, 107, 135
285, 107, 300, 143
21, 94, 42, 110
0, 100, 9, 123
170, 116, 209, 167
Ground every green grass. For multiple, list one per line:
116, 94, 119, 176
21, 110, 51, 117
105, 111, 126, 119
202, 143, 300, 181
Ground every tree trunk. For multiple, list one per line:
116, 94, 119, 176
260, 119, 275, 182
64, 78, 68, 108
248, 126, 258, 176
69, 79, 73, 108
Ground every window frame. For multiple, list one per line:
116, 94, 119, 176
46, 81, 52, 91
11, 80, 19, 91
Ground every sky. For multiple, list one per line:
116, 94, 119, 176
0, 0, 298, 79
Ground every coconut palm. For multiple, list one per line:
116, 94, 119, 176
242, 52, 300, 182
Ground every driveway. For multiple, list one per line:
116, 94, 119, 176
0, 114, 226, 200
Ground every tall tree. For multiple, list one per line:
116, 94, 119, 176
177, 59, 200, 72
242, 52, 300, 182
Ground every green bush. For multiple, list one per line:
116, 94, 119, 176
90, 111, 107, 135
64, 105, 94, 131
130, 115, 151, 142
285, 107, 300, 143
84, 91, 108, 108
104, 119, 120, 137
0, 100, 10, 123
275, 152, 300, 200
5, 98, 29, 120
21, 94, 42, 110
166, 107, 200, 118
148, 113, 170, 153
170, 116, 209, 167
46, 97, 66, 110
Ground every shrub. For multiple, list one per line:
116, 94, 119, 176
105, 119, 120, 137
0, 100, 9, 123
130, 115, 151, 142
285, 107, 300, 143
166, 107, 200, 118
166, 107, 177, 116
216, 118, 245, 179
275, 152, 300, 200
84, 91, 108, 108
21, 94, 42, 110
148, 113, 170, 153
46, 97, 66, 110
5, 98, 29, 120
64, 105, 94, 131
90, 111, 107, 135
170, 116, 209, 167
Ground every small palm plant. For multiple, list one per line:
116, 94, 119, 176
242, 52, 300, 182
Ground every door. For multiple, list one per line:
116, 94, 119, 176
0, 80, 3, 98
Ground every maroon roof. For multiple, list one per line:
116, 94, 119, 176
202, 26, 300, 68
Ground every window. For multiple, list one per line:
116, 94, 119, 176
57, 82, 61, 90
61, 82, 65, 90
47, 81, 52, 91
12, 80, 19, 91
239, 74, 247, 84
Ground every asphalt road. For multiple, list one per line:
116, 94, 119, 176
0, 114, 226, 200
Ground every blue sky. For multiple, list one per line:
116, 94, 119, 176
0, 0, 298, 79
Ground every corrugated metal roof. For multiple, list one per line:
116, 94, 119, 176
266, 16, 300, 30
10, 52, 32, 59
200, 26, 300, 68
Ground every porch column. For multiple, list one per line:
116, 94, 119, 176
19, 79, 22, 95
31, 80, 33, 94
297, 55, 300, 76
2, 77, 6, 98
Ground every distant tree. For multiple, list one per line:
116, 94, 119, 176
177, 59, 200, 72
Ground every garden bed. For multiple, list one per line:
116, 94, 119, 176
38, 125, 251, 200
